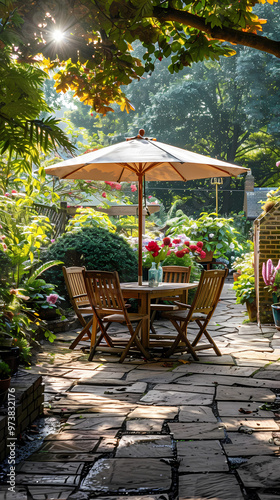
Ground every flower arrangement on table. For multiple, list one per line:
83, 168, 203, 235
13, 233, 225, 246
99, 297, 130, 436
143, 236, 206, 269
262, 258, 280, 303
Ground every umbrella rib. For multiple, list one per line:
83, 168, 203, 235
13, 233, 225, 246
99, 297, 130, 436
147, 139, 185, 163
144, 162, 187, 181
116, 163, 137, 182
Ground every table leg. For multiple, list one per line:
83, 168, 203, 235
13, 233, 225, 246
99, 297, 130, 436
138, 292, 150, 349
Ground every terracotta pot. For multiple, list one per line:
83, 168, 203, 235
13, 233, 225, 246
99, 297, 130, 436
246, 300, 257, 322
199, 250, 214, 262
233, 271, 242, 282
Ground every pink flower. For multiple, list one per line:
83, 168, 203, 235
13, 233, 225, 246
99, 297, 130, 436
276, 161, 280, 167
46, 294, 59, 305
102, 192, 107, 198
115, 183, 122, 190
11, 189, 17, 195
196, 241, 203, 248
200, 250, 206, 259
1, 243, 7, 251
51, 239, 55, 243
4, 193, 9, 197
131, 184, 137, 192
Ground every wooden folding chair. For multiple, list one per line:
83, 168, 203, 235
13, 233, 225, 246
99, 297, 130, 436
62, 266, 93, 349
162, 269, 228, 360
150, 266, 191, 335
83, 269, 151, 363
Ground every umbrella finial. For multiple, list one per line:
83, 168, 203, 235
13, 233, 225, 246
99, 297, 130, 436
126, 129, 157, 141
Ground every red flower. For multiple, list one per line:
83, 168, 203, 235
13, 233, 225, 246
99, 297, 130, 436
163, 237, 171, 246
145, 241, 161, 257
184, 240, 190, 246
175, 250, 185, 258
196, 247, 201, 253
173, 238, 181, 244
196, 241, 203, 248
102, 192, 107, 198
200, 250, 206, 259
184, 248, 190, 253
190, 244, 198, 252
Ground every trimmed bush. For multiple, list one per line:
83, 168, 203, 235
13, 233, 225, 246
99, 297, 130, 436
42, 226, 138, 298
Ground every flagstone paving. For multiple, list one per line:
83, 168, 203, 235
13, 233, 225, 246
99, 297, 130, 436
1, 282, 280, 500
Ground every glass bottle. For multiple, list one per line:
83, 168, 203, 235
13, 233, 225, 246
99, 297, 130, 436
148, 262, 158, 287
157, 262, 163, 285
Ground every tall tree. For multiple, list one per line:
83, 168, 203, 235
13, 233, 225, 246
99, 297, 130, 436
7, 0, 280, 114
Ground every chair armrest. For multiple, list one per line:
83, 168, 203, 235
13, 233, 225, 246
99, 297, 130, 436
173, 301, 191, 308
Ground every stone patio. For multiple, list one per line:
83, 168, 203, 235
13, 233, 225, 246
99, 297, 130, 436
1, 281, 280, 500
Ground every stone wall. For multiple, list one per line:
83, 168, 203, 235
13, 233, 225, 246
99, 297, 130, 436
254, 201, 280, 324
0, 371, 44, 462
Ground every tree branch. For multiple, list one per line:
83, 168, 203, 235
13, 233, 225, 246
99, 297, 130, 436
153, 7, 280, 58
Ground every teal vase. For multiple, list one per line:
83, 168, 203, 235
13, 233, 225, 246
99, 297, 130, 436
148, 262, 158, 287
157, 263, 163, 284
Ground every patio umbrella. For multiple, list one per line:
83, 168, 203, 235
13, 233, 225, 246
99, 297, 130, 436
45, 129, 249, 285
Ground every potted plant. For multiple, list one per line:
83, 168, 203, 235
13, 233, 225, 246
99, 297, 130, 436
165, 212, 241, 261
232, 251, 256, 321
0, 359, 11, 406
262, 258, 280, 329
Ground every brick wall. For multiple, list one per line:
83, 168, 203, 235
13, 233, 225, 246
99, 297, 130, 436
0, 372, 44, 462
254, 201, 280, 324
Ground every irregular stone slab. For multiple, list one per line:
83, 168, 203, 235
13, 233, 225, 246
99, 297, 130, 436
223, 431, 279, 456
45, 432, 100, 441
127, 406, 178, 420
71, 383, 147, 395
94, 496, 168, 500
254, 371, 280, 381
96, 437, 118, 453
178, 472, 244, 499
28, 487, 74, 498
16, 474, 80, 486
237, 456, 280, 488
173, 364, 256, 376
221, 417, 279, 431
169, 422, 225, 440
153, 383, 215, 395
234, 351, 280, 361
81, 458, 172, 492
16, 461, 84, 475
116, 435, 173, 458
176, 374, 280, 389
27, 452, 100, 462
188, 354, 235, 365
177, 440, 228, 472
216, 385, 276, 402
126, 419, 164, 432
258, 495, 280, 500
179, 406, 217, 423
65, 415, 125, 431
0, 487, 28, 500
140, 390, 213, 406
125, 370, 181, 384
63, 369, 122, 380
218, 401, 275, 418
40, 440, 98, 453
234, 359, 271, 368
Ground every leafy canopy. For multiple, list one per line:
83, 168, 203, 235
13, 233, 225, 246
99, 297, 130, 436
7, 0, 280, 114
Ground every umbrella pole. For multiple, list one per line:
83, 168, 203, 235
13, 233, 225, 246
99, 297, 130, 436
138, 174, 143, 286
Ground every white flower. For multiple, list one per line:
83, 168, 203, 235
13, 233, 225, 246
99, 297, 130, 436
229, 242, 235, 249
217, 222, 223, 227
209, 233, 215, 238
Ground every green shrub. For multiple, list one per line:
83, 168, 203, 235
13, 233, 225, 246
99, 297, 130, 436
42, 226, 138, 298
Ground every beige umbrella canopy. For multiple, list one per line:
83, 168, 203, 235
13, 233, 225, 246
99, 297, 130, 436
45, 129, 249, 284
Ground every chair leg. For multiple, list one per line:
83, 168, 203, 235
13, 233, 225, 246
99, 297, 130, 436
164, 319, 199, 361
119, 321, 151, 363
69, 318, 93, 350
192, 320, 222, 356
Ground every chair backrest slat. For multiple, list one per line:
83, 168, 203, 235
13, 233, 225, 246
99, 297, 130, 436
162, 266, 191, 284
191, 269, 228, 316
63, 266, 89, 308
83, 270, 126, 318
